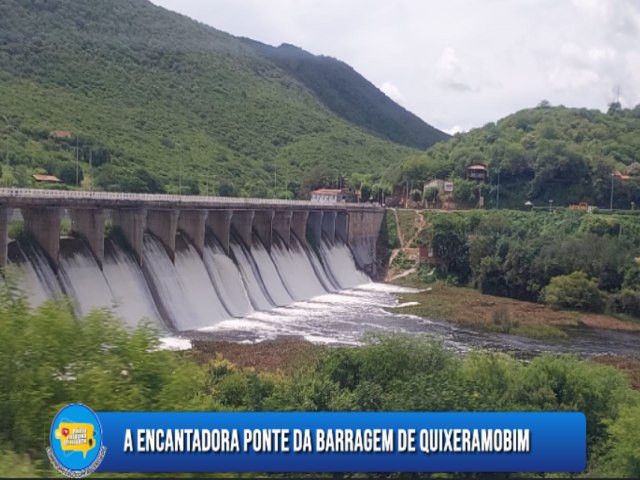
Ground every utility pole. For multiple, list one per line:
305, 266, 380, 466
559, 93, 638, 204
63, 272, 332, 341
75, 136, 79, 188
89, 150, 93, 191
610, 173, 615, 210
206, 159, 212, 196
179, 156, 183, 196
496, 168, 500, 209
404, 180, 409, 208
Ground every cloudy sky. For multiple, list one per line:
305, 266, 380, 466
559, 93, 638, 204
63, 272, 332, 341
150, 0, 640, 134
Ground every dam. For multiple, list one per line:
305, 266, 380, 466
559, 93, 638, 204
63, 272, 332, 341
0, 188, 385, 333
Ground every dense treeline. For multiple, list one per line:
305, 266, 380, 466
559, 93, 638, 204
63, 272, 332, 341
0, 0, 426, 197
0, 280, 638, 477
424, 209, 640, 317
393, 104, 640, 209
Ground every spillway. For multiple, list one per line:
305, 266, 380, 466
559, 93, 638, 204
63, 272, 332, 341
5, 229, 371, 337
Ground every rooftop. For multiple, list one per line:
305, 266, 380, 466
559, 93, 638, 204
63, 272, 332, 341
32, 174, 62, 183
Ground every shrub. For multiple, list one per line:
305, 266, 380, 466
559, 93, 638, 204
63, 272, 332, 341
392, 250, 414, 270
542, 271, 605, 312
612, 289, 640, 318
491, 306, 518, 333
417, 264, 436, 283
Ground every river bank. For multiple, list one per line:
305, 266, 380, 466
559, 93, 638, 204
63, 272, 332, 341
390, 279, 640, 338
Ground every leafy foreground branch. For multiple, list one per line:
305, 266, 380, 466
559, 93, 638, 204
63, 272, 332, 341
0, 288, 639, 478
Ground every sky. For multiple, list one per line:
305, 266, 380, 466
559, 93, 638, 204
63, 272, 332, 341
150, 0, 640, 134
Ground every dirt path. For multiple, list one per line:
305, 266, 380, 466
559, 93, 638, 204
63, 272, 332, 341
406, 210, 425, 247
386, 209, 425, 281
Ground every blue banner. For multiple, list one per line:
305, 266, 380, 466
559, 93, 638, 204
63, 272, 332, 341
79, 412, 587, 473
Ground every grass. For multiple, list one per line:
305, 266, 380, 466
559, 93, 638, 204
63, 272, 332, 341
390, 278, 640, 339
395, 209, 419, 246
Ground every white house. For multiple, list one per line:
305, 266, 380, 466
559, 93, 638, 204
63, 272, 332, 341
311, 188, 348, 203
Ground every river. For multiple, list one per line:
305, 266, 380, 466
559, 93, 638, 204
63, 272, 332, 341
166, 282, 640, 358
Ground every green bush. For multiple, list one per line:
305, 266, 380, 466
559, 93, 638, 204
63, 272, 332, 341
391, 250, 414, 270
543, 271, 605, 312
612, 289, 640, 318
417, 263, 436, 283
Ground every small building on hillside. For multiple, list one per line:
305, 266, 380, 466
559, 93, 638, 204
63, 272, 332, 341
467, 163, 488, 181
32, 174, 62, 183
311, 188, 349, 203
613, 171, 631, 181
49, 130, 73, 139
424, 179, 445, 193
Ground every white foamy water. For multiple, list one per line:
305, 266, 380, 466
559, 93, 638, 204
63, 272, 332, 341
9, 243, 60, 306
58, 240, 115, 317
142, 235, 230, 330
196, 283, 421, 345
203, 239, 253, 317
229, 240, 274, 311
270, 239, 328, 301
102, 239, 163, 329
319, 241, 371, 289
248, 237, 294, 306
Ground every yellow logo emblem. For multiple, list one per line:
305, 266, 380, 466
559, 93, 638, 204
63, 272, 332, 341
54, 422, 97, 458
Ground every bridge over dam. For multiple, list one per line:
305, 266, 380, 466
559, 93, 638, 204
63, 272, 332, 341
0, 188, 385, 277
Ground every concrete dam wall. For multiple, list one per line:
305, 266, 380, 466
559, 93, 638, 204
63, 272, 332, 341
0, 189, 385, 332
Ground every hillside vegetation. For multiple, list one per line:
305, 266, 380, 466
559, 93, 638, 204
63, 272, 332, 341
418, 209, 640, 322
0, 0, 446, 197
245, 41, 449, 150
394, 104, 640, 209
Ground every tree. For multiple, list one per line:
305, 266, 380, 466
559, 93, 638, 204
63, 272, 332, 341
607, 101, 622, 115
543, 271, 605, 312
56, 162, 83, 185
424, 186, 439, 207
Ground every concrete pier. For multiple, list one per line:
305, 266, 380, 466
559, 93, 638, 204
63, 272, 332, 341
111, 208, 147, 264
0, 207, 8, 268
336, 212, 348, 243
70, 208, 105, 268
22, 207, 63, 268
253, 210, 274, 250
306, 211, 323, 247
322, 211, 337, 244
147, 209, 179, 261
0, 189, 387, 275
272, 211, 293, 247
231, 210, 255, 247
178, 210, 207, 258
206, 210, 233, 254
346, 210, 385, 277
291, 211, 308, 246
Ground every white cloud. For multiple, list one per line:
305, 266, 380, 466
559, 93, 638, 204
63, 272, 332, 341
379, 81, 405, 105
150, 0, 640, 133
445, 125, 468, 135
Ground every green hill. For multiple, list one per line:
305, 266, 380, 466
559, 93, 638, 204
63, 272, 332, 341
244, 41, 449, 150
395, 104, 640, 209
0, 0, 445, 197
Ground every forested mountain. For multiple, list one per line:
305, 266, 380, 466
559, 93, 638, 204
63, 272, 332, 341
0, 0, 445, 197
396, 104, 640, 209
244, 41, 449, 150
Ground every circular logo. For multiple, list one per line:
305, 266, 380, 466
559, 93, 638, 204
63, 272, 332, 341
47, 404, 106, 477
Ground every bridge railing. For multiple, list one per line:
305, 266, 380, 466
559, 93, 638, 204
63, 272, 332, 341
0, 188, 382, 209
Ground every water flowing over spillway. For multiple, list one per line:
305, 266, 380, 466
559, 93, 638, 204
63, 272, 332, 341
7, 229, 371, 336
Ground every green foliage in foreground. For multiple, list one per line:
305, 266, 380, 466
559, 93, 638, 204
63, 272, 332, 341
0, 284, 639, 477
